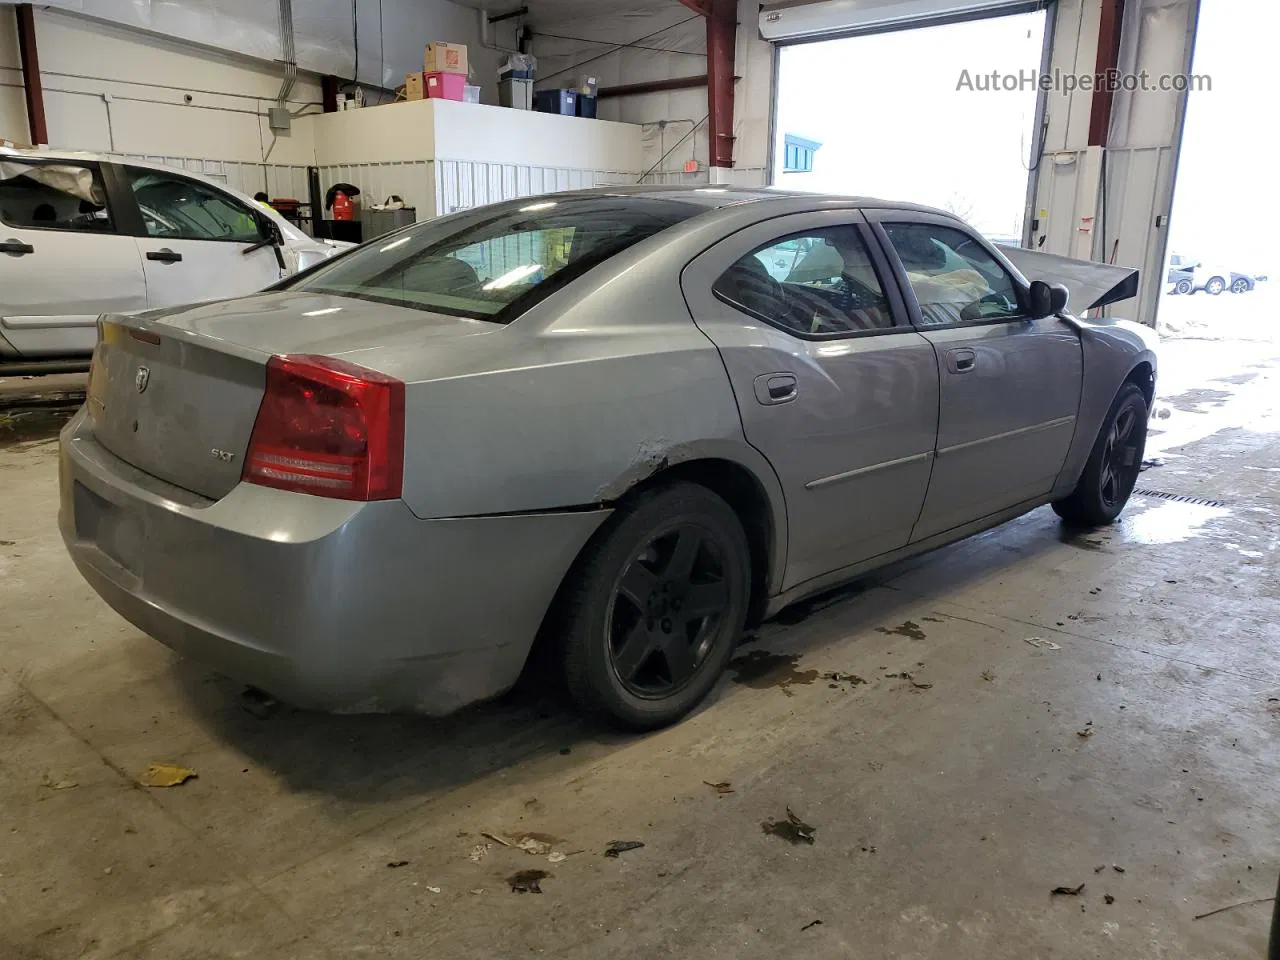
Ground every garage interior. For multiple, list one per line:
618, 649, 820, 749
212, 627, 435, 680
1, 0, 1277, 958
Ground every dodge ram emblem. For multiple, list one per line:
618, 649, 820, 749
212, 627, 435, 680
135, 365, 150, 394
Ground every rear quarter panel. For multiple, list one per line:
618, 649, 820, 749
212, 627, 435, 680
388, 238, 785, 553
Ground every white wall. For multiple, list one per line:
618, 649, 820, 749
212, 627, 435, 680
0, 8, 321, 166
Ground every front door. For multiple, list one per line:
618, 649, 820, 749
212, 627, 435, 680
681, 210, 940, 592
0, 158, 146, 357
867, 212, 1083, 540
120, 166, 284, 310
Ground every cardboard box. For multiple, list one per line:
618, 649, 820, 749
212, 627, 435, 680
404, 72, 425, 101
425, 42, 468, 75
426, 71, 465, 101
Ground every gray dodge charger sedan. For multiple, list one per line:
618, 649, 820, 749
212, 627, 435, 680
59, 187, 1156, 729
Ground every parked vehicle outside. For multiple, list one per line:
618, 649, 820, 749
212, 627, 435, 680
1165, 252, 1268, 295
59, 187, 1157, 729
0, 148, 348, 367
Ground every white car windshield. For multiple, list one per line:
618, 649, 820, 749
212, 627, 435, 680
292, 197, 701, 323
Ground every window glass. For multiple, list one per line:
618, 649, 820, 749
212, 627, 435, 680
0, 161, 113, 232
882, 222, 1022, 325
294, 197, 700, 323
712, 225, 895, 336
126, 168, 262, 243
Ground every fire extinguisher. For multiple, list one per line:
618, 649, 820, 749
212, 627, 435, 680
325, 182, 360, 221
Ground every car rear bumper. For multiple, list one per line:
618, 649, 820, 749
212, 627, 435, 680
58, 410, 609, 714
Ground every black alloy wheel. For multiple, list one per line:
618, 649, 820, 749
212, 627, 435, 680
1231, 278, 1250, 294
608, 524, 730, 697
1052, 382, 1149, 527
558, 482, 751, 730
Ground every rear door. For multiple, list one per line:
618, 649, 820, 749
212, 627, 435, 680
681, 210, 940, 592
867, 211, 1083, 540
118, 165, 285, 309
0, 158, 146, 357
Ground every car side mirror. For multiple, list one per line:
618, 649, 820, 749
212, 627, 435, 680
1029, 280, 1070, 318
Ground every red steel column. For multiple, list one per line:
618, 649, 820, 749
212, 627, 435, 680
1088, 0, 1126, 146
15, 4, 48, 145
678, 0, 736, 169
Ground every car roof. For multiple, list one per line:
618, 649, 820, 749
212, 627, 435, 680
544, 183, 954, 217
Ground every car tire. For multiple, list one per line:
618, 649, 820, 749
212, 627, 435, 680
1174, 278, 1193, 296
1231, 278, 1251, 294
1052, 383, 1149, 527
1205, 276, 1226, 295
558, 482, 751, 730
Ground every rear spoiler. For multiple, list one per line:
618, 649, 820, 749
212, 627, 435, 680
996, 245, 1140, 312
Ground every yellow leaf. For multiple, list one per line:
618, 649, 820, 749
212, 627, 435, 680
141, 763, 197, 788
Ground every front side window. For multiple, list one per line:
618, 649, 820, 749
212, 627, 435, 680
0, 161, 113, 232
882, 222, 1023, 326
712, 225, 895, 337
126, 168, 262, 243
293, 196, 701, 323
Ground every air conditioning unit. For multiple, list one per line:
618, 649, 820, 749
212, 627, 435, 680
760, 0, 1042, 42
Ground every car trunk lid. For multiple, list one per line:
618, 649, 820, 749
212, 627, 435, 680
87, 292, 495, 500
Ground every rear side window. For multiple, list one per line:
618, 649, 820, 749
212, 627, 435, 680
293, 196, 701, 323
713, 225, 895, 337
0, 161, 113, 232
125, 168, 263, 243
882, 222, 1023, 326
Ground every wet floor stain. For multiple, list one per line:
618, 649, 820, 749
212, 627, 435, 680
1167, 387, 1232, 412
1059, 529, 1110, 552
507, 870, 551, 894
1118, 500, 1230, 545
761, 808, 816, 845
0, 407, 77, 448
727, 650, 818, 696
875, 620, 926, 640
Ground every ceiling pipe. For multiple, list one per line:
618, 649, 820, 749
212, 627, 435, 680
275, 0, 296, 106
597, 75, 708, 99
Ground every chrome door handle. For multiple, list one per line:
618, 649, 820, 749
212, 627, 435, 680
754, 372, 798, 405
947, 348, 977, 373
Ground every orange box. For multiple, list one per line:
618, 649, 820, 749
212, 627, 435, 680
424, 42, 468, 75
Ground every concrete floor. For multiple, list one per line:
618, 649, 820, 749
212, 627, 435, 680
1, 322, 1277, 959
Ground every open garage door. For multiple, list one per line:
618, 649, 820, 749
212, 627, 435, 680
760, 0, 1050, 41
771, 6, 1050, 241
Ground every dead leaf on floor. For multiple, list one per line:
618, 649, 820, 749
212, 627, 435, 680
703, 780, 735, 795
1077, 724, 1094, 739
762, 807, 816, 846
508, 869, 550, 894
604, 840, 645, 858
981, 670, 995, 682
911, 680, 933, 690
1113, 865, 1125, 873
140, 763, 197, 788
1052, 883, 1087, 896
386, 860, 410, 869
39, 774, 79, 791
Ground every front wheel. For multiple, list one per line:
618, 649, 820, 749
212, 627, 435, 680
1231, 278, 1251, 294
1205, 276, 1226, 295
1052, 383, 1148, 527
558, 482, 751, 730
1174, 278, 1193, 296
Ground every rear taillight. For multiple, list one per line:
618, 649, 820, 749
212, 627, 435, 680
243, 355, 405, 501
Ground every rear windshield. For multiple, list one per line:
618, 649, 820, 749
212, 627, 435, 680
292, 196, 701, 323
